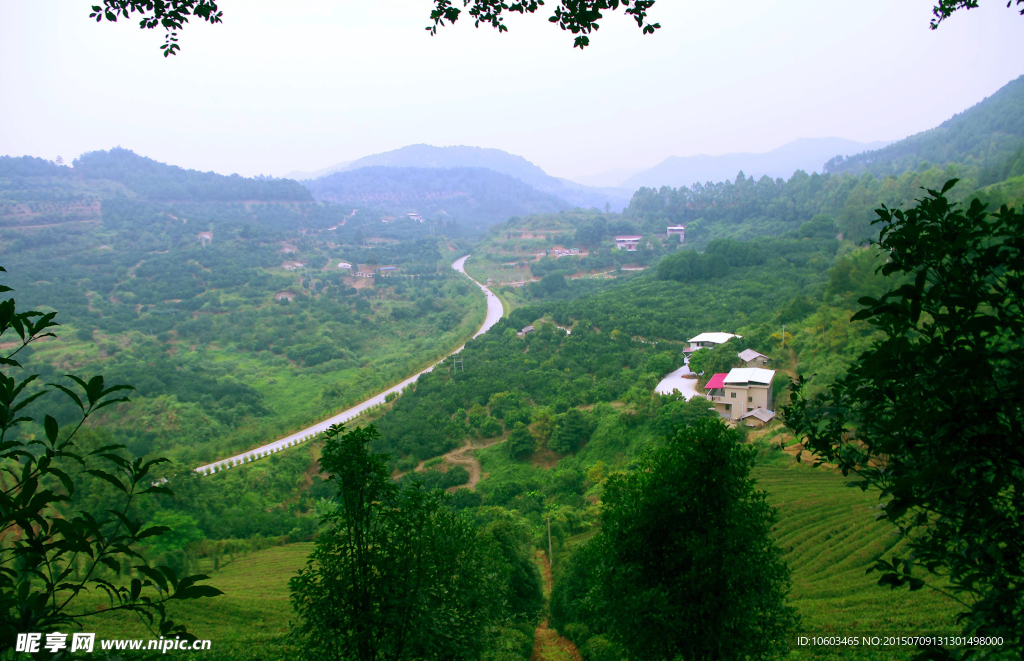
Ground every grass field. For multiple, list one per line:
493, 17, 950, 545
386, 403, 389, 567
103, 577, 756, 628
76, 452, 962, 660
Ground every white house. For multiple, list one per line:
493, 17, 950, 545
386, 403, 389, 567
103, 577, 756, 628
615, 235, 642, 251
705, 367, 775, 420
667, 225, 685, 243
338, 262, 352, 269
687, 332, 741, 352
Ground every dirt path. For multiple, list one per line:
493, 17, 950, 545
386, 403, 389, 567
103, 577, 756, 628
444, 437, 504, 491
531, 550, 583, 661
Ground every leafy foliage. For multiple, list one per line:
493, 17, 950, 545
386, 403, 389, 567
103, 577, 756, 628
551, 420, 796, 660
289, 423, 536, 661
90, 1, 223, 56
0, 267, 220, 649
427, 0, 661, 48
784, 181, 1024, 656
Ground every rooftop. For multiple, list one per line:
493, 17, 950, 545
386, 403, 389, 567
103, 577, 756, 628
738, 348, 769, 362
615, 235, 643, 240
688, 332, 741, 345
740, 408, 776, 423
704, 373, 729, 390
724, 368, 775, 385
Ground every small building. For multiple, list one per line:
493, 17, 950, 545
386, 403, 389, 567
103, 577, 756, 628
197, 231, 212, 246
737, 348, 771, 367
378, 266, 396, 272
740, 407, 776, 427
338, 262, 352, 269
667, 225, 686, 243
687, 332, 741, 351
517, 325, 536, 337
282, 261, 304, 271
706, 368, 775, 420
275, 291, 296, 301
408, 213, 424, 223
615, 235, 643, 251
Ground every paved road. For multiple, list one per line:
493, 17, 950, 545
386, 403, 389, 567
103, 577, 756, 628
655, 360, 701, 401
194, 255, 504, 475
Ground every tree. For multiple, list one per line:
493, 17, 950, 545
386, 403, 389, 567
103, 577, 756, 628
783, 181, 1024, 656
548, 408, 593, 454
505, 422, 536, 459
550, 420, 796, 660
0, 266, 221, 652
289, 423, 494, 661
931, 0, 1024, 28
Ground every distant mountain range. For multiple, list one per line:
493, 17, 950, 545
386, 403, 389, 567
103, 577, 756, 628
618, 137, 891, 190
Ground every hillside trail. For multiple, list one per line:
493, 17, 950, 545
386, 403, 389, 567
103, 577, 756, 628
531, 550, 583, 661
393, 436, 506, 490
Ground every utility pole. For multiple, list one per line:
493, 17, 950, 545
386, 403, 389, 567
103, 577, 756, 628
782, 324, 785, 349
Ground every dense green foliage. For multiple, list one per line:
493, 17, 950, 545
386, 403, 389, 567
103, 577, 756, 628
0, 272, 221, 650
785, 182, 1024, 657
551, 421, 796, 661
290, 424, 541, 661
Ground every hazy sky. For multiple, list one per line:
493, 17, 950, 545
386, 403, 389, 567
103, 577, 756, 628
1, 1, 1022, 181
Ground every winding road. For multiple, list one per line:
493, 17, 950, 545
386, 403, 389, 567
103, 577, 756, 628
654, 360, 701, 401
194, 255, 504, 475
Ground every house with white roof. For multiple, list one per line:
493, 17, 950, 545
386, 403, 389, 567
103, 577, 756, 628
615, 235, 643, 251
686, 332, 741, 352
704, 367, 775, 420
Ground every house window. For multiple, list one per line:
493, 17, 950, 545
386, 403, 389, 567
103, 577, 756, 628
725, 404, 731, 411
730, 392, 737, 398
748, 396, 753, 402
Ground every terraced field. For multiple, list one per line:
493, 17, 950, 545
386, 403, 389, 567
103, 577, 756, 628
754, 456, 962, 659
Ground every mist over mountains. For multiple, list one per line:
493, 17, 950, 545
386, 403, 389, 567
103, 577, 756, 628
617, 137, 891, 190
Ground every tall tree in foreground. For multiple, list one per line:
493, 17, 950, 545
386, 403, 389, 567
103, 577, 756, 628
784, 181, 1024, 658
550, 419, 796, 661
289, 423, 496, 661
0, 266, 221, 654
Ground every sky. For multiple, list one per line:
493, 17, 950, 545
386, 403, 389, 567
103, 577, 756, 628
1, 1, 1022, 182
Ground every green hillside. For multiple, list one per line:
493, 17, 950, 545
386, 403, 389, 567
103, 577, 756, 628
825, 74, 1024, 178
0, 149, 486, 475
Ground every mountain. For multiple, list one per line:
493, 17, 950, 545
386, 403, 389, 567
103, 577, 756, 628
303, 166, 569, 226
295, 144, 633, 211
825, 74, 1024, 177
619, 137, 891, 190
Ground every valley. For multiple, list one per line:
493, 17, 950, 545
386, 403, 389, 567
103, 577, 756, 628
4, 71, 1024, 661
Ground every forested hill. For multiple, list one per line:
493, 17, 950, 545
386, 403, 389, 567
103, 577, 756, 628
72, 148, 313, 202
303, 166, 570, 226
825, 74, 1024, 179
0, 149, 312, 203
